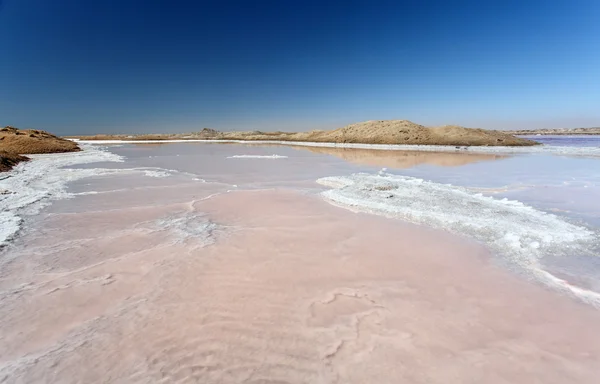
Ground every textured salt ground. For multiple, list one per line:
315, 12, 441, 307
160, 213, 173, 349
1, 190, 600, 383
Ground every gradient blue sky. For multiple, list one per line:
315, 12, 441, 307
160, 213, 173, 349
1, 0, 599, 135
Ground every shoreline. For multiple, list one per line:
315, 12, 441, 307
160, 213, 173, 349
510, 131, 600, 136
0, 151, 29, 173
73, 138, 600, 157
518, 133, 600, 136
0, 144, 125, 247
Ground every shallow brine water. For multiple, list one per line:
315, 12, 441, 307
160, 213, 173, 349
73, 139, 600, 302
1, 138, 600, 383
519, 134, 600, 148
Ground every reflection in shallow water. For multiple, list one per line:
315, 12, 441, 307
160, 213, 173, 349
296, 146, 507, 168
130, 143, 170, 148
125, 141, 508, 169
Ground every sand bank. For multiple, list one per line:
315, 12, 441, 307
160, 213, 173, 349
2, 189, 600, 383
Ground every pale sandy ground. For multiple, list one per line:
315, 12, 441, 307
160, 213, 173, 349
1, 189, 600, 383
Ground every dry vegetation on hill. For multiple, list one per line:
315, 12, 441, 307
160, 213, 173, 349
0, 151, 29, 172
72, 120, 537, 146
1, 127, 80, 154
220, 120, 537, 146
0, 126, 81, 172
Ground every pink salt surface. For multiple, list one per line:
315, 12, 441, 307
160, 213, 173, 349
1, 187, 600, 383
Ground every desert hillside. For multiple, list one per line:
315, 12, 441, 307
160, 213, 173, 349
73, 120, 538, 146
1, 127, 81, 154
226, 120, 536, 146
0, 126, 81, 172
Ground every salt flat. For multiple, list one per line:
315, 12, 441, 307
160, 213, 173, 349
1, 140, 600, 383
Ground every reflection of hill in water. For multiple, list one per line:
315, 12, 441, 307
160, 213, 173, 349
131, 143, 170, 148
299, 146, 507, 168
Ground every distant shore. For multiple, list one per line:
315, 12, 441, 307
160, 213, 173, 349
506, 127, 600, 136
68, 120, 538, 147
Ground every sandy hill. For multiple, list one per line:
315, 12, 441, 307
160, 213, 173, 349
0, 126, 81, 172
72, 120, 537, 146
219, 120, 537, 146
1, 127, 80, 154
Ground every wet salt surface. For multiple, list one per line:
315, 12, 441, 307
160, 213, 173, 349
107, 142, 600, 300
3, 188, 600, 383
318, 172, 600, 305
519, 134, 600, 148
390, 154, 600, 226
1, 140, 600, 382
84, 141, 600, 225
6, 142, 600, 301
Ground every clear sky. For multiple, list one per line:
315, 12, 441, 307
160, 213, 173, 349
1, 0, 599, 135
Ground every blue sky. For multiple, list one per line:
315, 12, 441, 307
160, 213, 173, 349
1, 0, 599, 135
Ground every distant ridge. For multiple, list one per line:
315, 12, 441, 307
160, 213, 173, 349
72, 119, 537, 147
505, 127, 600, 136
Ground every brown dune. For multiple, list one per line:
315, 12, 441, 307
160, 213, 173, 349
0, 126, 80, 155
0, 151, 29, 172
218, 120, 537, 146
72, 120, 538, 146
0, 126, 80, 172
